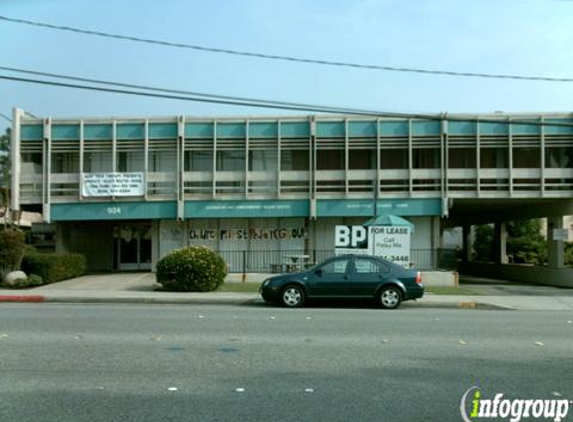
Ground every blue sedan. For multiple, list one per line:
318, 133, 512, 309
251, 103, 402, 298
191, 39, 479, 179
260, 254, 424, 309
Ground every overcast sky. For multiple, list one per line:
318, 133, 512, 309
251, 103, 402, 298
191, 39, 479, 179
1, 0, 573, 130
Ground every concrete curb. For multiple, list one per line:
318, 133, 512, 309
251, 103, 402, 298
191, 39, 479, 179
42, 296, 259, 306
0, 294, 514, 310
0, 295, 45, 303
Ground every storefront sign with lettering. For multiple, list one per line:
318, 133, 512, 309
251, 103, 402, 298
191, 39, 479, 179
189, 228, 307, 241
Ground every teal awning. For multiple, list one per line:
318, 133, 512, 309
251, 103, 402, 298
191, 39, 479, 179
363, 215, 415, 230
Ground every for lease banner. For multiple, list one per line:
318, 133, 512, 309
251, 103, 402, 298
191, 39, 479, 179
369, 226, 411, 267
82, 173, 145, 197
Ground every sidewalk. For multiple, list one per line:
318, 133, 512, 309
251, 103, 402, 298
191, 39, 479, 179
1, 273, 573, 311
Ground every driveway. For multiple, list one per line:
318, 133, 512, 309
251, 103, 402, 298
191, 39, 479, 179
459, 275, 573, 296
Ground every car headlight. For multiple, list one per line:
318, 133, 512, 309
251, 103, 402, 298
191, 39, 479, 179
262, 279, 271, 288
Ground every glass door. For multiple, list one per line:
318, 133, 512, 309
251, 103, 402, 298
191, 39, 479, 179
115, 225, 152, 271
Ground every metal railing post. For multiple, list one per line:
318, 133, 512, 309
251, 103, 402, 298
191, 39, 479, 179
242, 250, 247, 280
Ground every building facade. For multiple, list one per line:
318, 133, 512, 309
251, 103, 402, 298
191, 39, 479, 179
11, 109, 573, 272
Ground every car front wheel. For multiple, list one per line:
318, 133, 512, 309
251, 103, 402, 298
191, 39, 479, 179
281, 285, 305, 308
378, 286, 402, 309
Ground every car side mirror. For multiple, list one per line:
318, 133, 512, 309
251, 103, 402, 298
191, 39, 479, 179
314, 269, 323, 276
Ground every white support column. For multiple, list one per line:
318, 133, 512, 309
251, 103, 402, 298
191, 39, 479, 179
10, 108, 23, 212
440, 116, 448, 210
245, 119, 250, 198
111, 121, 117, 202
112, 120, 117, 172
310, 116, 317, 219
177, 115, 185, 220
310, 116, 316, 199
476, 120, 481, 196
144, 119, 149, 200
508, 117, 514, 196
344, 118, 349, 196
79, 120, 84, 201
540, 116, 546, 197
375, 118, 381, 216
408, 119, 413, 197
277, 120, 282, 199
212, 120, 217, 198
43, 117, 52, 223
547, 216, 565, 268
443, 119, 449, 196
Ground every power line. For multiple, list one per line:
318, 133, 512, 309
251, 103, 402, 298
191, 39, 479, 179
1, 71, 573, 128
1, 15, 572, 83
0, 66, 358, 114
0, 74, 383, 115
0, 112, 12, 123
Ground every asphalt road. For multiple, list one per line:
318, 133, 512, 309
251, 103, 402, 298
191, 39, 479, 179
1, 303, 572, 422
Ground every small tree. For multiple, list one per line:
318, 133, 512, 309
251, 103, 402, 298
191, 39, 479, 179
0, 128, 10, 199
0, 227, 25, 278
156, 246, 227, 292
0, 128, 11, 230
472, 219, 548, 265
506, 219, 547, 265
473, 224, 494, 262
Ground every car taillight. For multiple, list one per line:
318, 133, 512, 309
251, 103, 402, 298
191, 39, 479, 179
416, 271, 422, 284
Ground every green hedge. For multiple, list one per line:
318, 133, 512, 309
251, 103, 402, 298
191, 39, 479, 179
156, 246, 227, 292
21, 253, 87, 285
0, 228, 26, 276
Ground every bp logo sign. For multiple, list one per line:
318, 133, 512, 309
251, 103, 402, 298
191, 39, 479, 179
334, 225, 411, 267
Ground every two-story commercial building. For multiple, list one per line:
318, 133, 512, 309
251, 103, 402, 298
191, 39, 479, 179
10, 109, 573, 276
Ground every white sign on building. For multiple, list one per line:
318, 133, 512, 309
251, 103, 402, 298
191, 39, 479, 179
552, 228, 571, 242
82, 173, 145, 197
334, 225, 412, 267
369, 226, 411, 267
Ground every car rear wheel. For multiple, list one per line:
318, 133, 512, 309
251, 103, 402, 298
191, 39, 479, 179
281, 285, 305, 308
378, 286, 402, 309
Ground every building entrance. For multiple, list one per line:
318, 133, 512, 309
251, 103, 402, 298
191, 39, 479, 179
114, 224, 152, 271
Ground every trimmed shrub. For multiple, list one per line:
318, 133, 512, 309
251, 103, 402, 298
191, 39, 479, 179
156, 246, 227, 292
0, 228, 26, 277
21, 253, 87, 285
27, 274, 44, 286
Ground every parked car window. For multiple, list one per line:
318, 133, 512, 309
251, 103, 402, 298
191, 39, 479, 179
320, 258, 350, 274
354, 258, 384, 274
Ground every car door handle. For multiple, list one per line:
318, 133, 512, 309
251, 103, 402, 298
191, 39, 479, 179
343, 275, 349, 280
